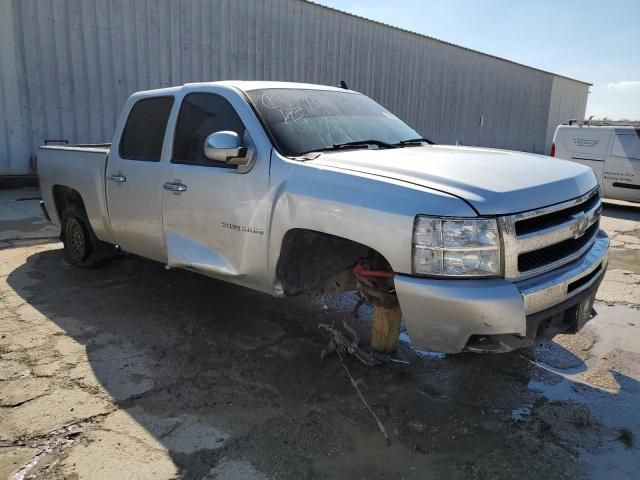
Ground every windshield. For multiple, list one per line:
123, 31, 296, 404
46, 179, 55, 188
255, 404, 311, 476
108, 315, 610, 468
245, 88, 421, 156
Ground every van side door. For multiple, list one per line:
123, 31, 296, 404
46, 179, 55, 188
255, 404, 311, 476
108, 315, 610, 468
161, 89, 272, 291
604, 129, 640, 202
106, 95, 174, 262
556, 127, 613, 196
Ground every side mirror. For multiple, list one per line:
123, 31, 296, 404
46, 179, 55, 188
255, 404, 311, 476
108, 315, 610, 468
204, 131, 248, 165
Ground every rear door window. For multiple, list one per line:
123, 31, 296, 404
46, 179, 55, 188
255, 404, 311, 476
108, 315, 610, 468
172, 93, 246, 167
611, 132, 640, 160
119, 96, 174, 161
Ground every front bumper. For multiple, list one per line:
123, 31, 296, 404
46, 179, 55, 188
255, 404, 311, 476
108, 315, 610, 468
395, 231, 609, 353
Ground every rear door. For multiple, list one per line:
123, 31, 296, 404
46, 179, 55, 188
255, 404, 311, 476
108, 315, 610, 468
604, 129, 640, 202
555, 127, 612, 194
106, 95, 174, 261
161, 89, 271, 291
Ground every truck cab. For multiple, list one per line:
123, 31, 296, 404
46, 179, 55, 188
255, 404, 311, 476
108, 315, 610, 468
106, 85, 271, 287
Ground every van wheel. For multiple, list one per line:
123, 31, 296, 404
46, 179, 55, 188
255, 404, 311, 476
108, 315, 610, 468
61, 205, 114, 267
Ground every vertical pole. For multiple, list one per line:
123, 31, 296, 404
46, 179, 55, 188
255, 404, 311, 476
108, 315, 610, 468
371, 305, 402, 353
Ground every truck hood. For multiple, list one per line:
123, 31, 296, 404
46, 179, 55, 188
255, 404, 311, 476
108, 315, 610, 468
311, 145, 597, 215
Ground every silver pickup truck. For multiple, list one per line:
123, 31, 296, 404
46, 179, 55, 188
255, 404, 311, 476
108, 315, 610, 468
38, 81, 609, 354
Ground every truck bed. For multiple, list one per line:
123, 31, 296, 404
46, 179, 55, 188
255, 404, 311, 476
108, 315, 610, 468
38, 143, 115, 243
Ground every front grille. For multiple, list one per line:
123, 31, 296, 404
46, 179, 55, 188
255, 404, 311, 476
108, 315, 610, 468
515, 192, 600, 235
568, 264, 602, 293
500, 188, 602, 279
518, 222, 599, 272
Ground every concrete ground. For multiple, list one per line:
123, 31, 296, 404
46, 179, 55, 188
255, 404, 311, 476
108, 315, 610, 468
0, 188, 59, 245
0, 188, 639, 480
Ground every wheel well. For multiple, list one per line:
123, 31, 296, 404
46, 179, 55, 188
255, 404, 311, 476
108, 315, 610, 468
276, 229, 392, 296
52, 185, 87, 222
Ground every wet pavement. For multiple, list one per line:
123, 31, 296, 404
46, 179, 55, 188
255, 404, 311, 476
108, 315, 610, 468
0, 193, 638, 479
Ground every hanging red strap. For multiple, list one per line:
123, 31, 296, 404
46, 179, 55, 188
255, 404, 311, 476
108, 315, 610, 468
353, 263, 394, 278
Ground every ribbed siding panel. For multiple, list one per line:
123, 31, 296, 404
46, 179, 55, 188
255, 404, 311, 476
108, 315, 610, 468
0, 0, 30, 174
546, 76, 590, 154
1, 0, 589, 175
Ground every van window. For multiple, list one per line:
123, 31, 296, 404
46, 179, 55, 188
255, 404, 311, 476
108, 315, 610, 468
119, 97, 174, 161
611, 132, 640, 160
172, 93, 246, 167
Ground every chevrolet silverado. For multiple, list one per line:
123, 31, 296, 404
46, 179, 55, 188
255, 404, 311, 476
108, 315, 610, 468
37, 81, 609, 354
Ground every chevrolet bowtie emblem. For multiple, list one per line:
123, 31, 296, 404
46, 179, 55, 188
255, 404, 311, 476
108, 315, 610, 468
570, 211, 589, 239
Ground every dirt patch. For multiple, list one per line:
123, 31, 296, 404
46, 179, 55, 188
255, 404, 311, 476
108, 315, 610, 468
0, 388, 114, 442
0, 447, 39, 480
0, 377, 50, 407
525, 400, 604, 450
536, 329, 596, 369
59, 428, 179, 479
597, 269, 640, 305
608, 248, 640, 275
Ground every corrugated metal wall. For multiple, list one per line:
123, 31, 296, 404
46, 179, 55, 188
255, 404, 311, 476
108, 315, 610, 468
546, 76, 590, 153
0, 0, 589, 175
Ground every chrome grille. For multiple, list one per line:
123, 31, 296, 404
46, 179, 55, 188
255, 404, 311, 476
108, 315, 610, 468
518, 222, 599, 272
514, 193, 600, 236
499, 188, 602, 280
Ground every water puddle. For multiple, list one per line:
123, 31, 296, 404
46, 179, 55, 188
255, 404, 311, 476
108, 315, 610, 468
398, 331, 447, 359
522, 303, 640, 479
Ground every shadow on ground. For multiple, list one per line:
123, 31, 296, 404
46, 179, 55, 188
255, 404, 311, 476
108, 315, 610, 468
602, 201, 640, 222
4, 247, 638, 479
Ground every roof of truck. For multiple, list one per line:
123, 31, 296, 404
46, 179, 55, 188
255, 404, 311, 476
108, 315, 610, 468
188, 80, 350, 92
134, 81, 353, 98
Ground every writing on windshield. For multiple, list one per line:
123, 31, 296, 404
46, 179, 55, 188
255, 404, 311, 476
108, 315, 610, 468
246, 88, 420, 156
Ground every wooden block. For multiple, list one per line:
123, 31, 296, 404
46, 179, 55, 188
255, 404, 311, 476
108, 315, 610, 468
371, 306, 402, 353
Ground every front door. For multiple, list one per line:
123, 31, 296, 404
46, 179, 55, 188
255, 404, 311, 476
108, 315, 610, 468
161, 91, 270, 291
106, 96, 175, 262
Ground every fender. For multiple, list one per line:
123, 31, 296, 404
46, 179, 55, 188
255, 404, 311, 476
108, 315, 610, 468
266, 150, 476, 288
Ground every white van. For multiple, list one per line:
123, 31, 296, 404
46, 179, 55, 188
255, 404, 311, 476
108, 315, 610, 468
551, 123, 640, 203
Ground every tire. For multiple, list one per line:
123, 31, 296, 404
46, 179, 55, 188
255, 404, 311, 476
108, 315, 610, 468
61, 204, 114, 267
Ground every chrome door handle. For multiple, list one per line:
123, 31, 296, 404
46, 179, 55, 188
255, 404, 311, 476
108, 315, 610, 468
109, 174, 127, 183
163, 182, 187, 192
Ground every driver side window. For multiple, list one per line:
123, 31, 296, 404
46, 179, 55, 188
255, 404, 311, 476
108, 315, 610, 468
172, 93, 246, 167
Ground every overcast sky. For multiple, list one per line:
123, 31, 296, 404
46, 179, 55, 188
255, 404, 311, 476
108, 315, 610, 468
315, 0, 640, 120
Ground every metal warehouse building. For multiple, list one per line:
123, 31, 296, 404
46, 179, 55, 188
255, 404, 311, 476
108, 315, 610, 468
0, 0, 590, 176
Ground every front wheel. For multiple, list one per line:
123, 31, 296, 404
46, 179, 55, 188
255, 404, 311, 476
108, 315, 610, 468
61, 205, 114, 267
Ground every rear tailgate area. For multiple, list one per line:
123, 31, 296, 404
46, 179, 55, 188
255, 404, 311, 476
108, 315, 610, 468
37, 144, 114, 242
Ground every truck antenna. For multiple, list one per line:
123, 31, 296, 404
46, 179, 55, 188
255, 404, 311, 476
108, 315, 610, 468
340, 80, 348, 89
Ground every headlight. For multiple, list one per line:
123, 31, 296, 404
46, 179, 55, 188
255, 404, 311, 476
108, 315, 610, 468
413, 217, 501, 277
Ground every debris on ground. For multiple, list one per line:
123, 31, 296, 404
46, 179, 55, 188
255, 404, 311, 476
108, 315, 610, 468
618, 428, 635, 448
319, 321, 390, 445
319, 321, 384, 366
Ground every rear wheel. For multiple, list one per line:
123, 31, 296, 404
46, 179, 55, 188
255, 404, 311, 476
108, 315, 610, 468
61, 205, 114, 267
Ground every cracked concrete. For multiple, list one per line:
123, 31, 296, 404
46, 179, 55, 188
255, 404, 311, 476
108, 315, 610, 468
0, 197, 639, 479
599, 202, 640, 305
0, 191, 59, 244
